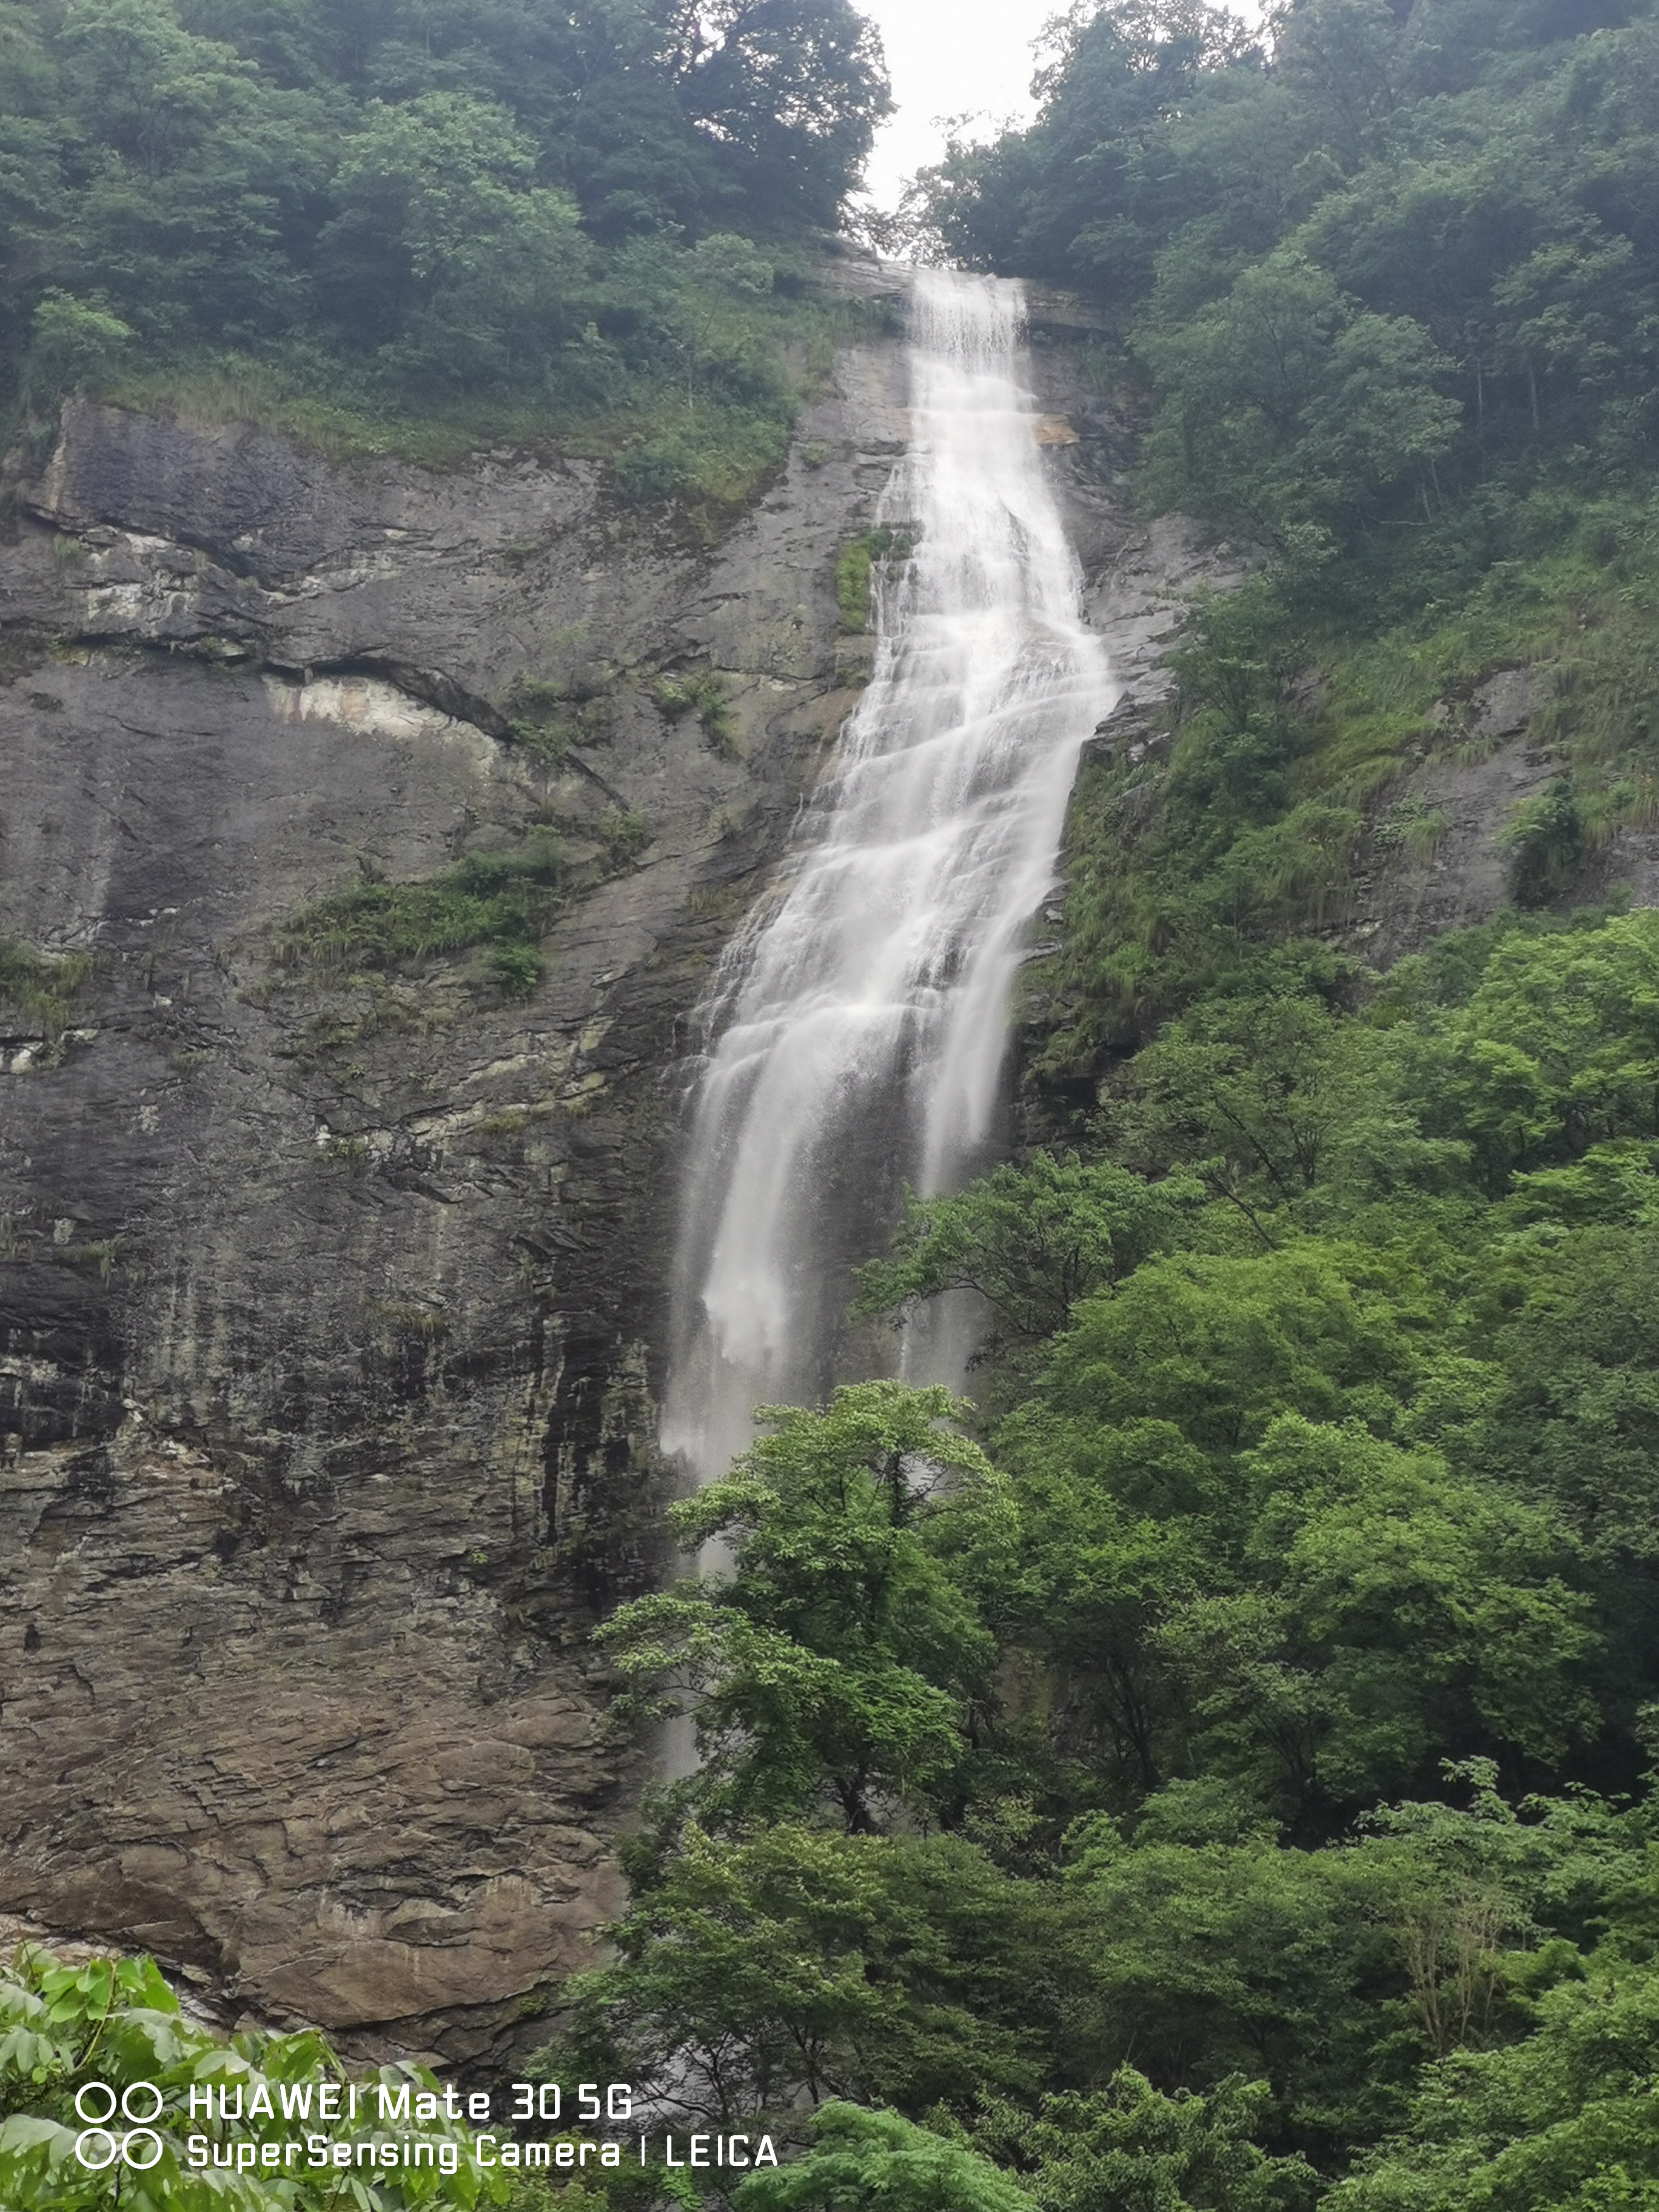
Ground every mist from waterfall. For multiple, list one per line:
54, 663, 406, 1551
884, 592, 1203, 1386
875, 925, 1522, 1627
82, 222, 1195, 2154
662, 266, 1117, 1488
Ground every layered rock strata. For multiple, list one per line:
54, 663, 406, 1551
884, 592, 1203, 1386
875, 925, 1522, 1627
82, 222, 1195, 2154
0, 278, 1230, 2061
0, 313, 910, 2061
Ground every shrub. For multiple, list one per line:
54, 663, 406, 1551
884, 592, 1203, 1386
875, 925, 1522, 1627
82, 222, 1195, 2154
276, 833, 566, 978
655, 669, 735, 751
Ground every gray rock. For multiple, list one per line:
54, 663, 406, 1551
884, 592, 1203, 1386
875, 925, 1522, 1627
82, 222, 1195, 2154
0, 287, 1218, 2060
0, 328, 908, 2062
1470, 665, 1552, 739
1344, 735, 1563, 963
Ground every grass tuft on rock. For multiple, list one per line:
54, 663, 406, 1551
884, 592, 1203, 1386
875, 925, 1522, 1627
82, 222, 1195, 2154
276, 834, 568, 993
655, 669, 735, 751
0, 939, 94, 1037
835, 526, 911, 634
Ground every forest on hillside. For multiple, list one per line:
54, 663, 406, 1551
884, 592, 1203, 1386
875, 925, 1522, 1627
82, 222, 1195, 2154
11, 2, 1659, 2211
0, 0, 890, 500
923, 0, 1659, 1051
569, 4, 1659, 2207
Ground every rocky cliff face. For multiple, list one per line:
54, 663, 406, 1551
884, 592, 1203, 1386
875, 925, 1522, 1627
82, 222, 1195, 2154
0, 292, 911, 2062
0, 278, 1255, 2065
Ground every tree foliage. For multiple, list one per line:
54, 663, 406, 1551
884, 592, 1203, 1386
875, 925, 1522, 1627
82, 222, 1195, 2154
737, 2103, 1034, 2212
0, 0, 890, 449
553, 908, 1659, 2208
0, 1943, 504, 2209
601, 1382, 1012, 1831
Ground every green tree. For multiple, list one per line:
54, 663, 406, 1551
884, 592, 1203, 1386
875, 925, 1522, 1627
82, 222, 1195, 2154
1035, 1245, 1429, 1460
1333, 1944, 1659, 2211
1423, 912, 1659, 1192
920, 1, 1261, 289
1111, 986, 1395, 1226
543, 1825, 1057, 2127
52, 0, 332, 338
852, 1155, 1207, 1351
677, 0, 890, 229
1138, 250, 1460, 547
600, 1383, 1013, 1831
989, 1407, 1213, 1799
737, 2102, 1033, 2212
972, 2071, 1316, 2212
1053, 1765, 1644, 2154
0, 1942, 502, 2208
24, 288, 133, 392
318, 90, 585, 383
1158, 1418, 1600, 1816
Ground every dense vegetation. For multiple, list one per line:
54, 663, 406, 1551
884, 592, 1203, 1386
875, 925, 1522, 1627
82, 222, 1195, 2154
918, 0, 1659, 1065
550, 902, 1659, 2208
0, 1942, 507, 2208
0, 0, 890, 498
15, 4, 1659, 2211
527, 7, 1659, 2211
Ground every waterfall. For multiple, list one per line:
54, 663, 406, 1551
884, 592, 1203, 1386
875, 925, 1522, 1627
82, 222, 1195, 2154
662, 267, 1117, 1487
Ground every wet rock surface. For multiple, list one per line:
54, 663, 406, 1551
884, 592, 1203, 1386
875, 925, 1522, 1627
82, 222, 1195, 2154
0, 324, 908, 2061
1344, 728, 1564, 963
0, 275, 1200, 2061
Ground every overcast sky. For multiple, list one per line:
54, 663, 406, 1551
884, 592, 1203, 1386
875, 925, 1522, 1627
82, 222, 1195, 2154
854, 0, 1266, 212
855, 0, 1056, 209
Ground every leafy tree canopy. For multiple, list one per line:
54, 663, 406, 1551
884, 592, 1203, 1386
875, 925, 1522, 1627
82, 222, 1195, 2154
0, 0, 890, 457
549, 908, 1659, 2211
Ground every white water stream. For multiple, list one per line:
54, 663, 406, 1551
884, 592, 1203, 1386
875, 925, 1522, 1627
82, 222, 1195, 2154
662, 267, 1117, 1487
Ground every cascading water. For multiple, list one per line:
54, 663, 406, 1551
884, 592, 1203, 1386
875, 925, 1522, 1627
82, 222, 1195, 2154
662, 267, 1118, 1488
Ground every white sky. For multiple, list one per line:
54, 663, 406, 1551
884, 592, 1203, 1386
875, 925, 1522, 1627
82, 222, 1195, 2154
856, 0, 1057, 209
854, 0, 1269, 213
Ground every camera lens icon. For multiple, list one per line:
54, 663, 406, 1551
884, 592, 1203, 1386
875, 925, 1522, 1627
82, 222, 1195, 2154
73, 2083, 166, 2168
